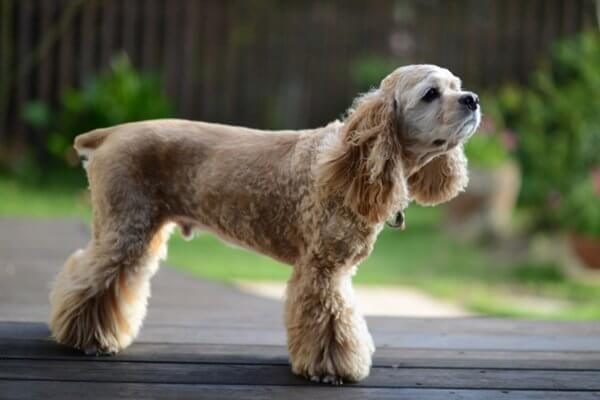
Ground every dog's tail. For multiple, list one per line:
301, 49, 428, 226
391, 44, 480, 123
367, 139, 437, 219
73, 128, 112, 169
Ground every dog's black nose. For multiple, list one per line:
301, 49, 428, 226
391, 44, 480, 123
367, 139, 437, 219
459, 93, 479, 111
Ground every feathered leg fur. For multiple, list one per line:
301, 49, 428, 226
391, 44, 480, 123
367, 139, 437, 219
49, 190, 173, 354
285, 266, 374, 384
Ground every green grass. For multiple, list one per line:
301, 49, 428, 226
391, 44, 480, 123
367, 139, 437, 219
3, 173, 600, 320
168, 234, 291, 281
0, 171, 91, 219
165, 206, 476, 284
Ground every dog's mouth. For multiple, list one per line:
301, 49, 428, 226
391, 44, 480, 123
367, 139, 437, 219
406, 110, 481, 173
455, 111, 481, 140
427, 112, 481, 152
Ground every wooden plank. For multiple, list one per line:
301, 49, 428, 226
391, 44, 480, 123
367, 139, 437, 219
580, 0, 595, 30
15, 0, 33, 140
100, 0, 116, 67
561, 0, 576, 36
485, 0, 500, 87
2, 318, 600, 352
0, 0, 11, 137
79, 0, 97, 81
1, 316, 600, 351
37, 0, 54, 104
221, 1, 240, 123
200, 1, 222, 121
370, 347, 600, 370
261, 2, 277, 126
2, 382, 599, 400
0, 26, 9, 137
121, 0, 137, 61
463, 0, 480, 88
0, 323, 51, 340
58, 0, 74, 90
2, 339, 600, 371
1, 0, 597, 149
1, 358, 599, 390
130, 320, 600, 351
142, 0, 159, 69
180, 0, 200, 118
502, 0, 521, 82
519, 0, 543, 82
364, 316, 600, 336
162, 0, 182, 109
540, 0, 557, 66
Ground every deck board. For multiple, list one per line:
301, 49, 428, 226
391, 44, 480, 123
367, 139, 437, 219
2, 382, 599, 400
3, 336, 600, 370
3, 358, 600, 390
1, 218, 599, 399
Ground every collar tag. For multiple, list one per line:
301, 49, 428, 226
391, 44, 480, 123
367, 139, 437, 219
386, 211, 405, 230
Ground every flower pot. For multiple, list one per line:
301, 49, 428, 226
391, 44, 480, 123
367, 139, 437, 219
569, 233, 600, 270
445, 160, 521, 240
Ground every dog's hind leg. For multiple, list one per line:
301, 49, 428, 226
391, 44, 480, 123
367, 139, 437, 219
49, 209, 173, 355
285, 265, 375, 384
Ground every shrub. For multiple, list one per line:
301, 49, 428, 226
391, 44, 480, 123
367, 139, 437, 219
559, 170, 600, 238
350, 56, 400, 92
464, 111, 514, 169
493, 32, 600, 227
24, 55, 173, 168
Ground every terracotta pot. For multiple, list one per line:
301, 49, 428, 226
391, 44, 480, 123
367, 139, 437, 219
570, 233, 600, 269
445, 160, 521, 239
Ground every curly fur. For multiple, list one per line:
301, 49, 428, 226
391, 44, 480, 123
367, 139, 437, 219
49, 64, 479, 383
316, 87, 407, 224
408, 146, 470, 206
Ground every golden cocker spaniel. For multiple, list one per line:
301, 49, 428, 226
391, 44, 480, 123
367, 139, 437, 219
49, 64, 480, 384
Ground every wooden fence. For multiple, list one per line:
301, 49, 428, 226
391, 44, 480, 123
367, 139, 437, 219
0, 0, 597, 147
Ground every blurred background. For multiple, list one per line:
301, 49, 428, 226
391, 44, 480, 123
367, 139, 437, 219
0, 0, 599, 320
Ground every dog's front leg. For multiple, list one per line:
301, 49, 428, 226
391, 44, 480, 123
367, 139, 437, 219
284, 265, 374, 384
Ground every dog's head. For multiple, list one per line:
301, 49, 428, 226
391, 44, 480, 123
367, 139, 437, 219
318, 64, 480, 223
382, 64, 480, 169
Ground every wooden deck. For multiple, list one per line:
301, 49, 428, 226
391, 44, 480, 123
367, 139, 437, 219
1, 219, 600, 399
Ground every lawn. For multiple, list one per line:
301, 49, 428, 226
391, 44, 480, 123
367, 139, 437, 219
0, 173, 90, 219
2, 173, 600, 320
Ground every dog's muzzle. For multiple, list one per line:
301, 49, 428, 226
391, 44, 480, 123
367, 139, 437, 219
386, 210, 405, 230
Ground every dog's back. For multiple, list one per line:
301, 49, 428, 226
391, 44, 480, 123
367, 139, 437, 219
72, 119, 332, 264
73, 119, 313, 168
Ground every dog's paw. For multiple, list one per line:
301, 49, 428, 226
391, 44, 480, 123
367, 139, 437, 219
310, 374, 345, 385
289, 320, 374, 384
292, 347, 371, 385
81, 344, 118, 356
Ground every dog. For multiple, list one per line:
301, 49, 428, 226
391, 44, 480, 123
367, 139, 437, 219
49, 64, 480, 384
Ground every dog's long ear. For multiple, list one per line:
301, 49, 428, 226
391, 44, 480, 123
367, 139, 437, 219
408, 145, 469, 206
317, 90, 407, 223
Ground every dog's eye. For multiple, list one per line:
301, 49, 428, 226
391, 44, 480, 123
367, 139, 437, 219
422, 88, 440, 103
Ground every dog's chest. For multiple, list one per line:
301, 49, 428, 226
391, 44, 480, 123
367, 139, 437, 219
313, 208, 380, 268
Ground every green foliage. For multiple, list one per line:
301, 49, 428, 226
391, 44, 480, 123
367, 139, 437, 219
350, 56, 400, 91
22, 101, 51, 129
559, 173, 600, 237
0, 171, 90, 219
23, 55, 173, 167
464, 109, 512, 169
464, 133, 510, 169
493, 32, 600, 226
511, 262, 565, 284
